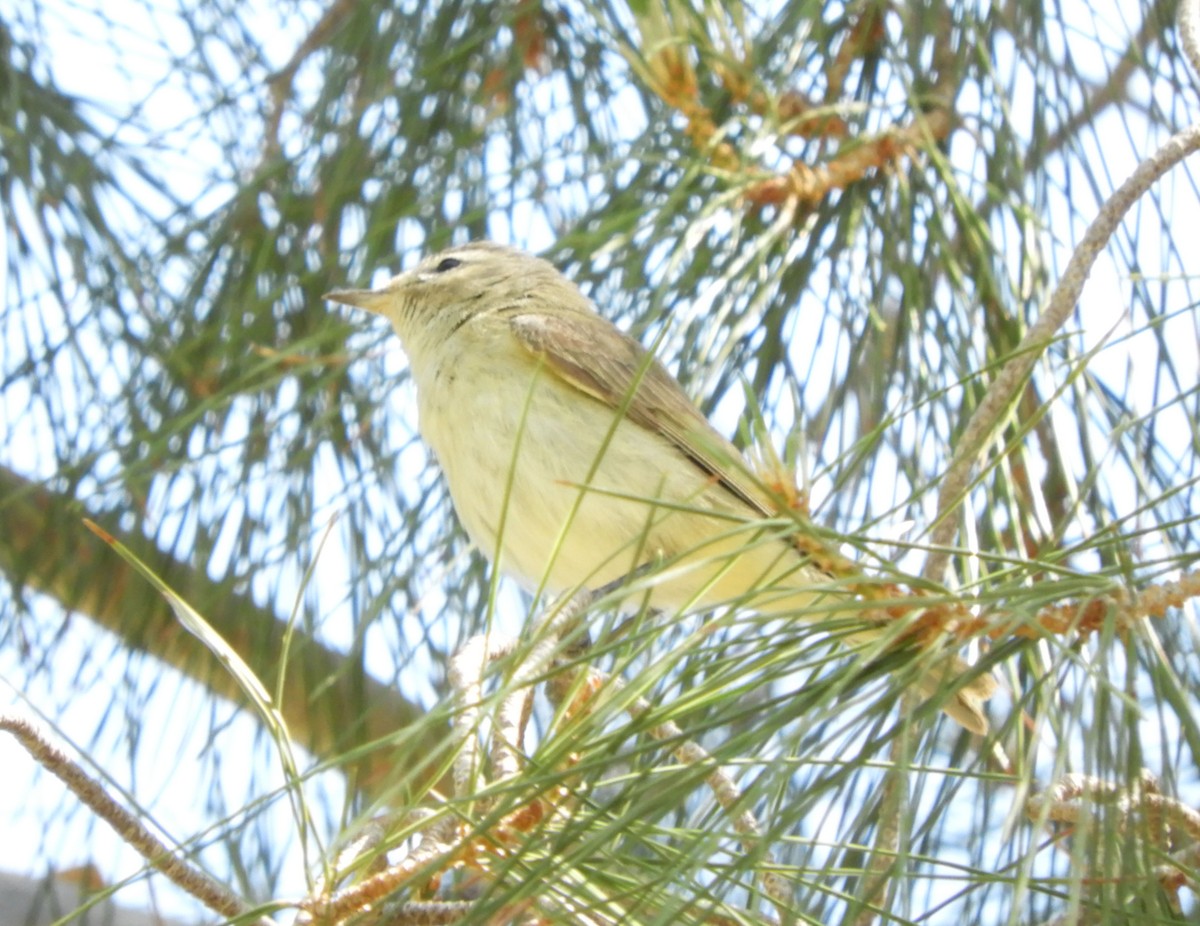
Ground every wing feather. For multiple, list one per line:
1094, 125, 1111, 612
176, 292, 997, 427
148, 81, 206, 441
506, 311, 773, 517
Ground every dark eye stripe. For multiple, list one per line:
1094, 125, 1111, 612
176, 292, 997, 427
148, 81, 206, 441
436, 257, 462, 273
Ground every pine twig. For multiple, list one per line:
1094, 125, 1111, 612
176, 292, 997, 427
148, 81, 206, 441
1, 711, 274, 926
925, 118, 1200, 579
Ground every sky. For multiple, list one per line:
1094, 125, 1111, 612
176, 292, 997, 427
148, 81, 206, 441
2, 0, 1199, 922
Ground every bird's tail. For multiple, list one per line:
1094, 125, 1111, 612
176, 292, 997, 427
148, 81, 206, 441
647, 530, 1001, 733
911, 652, 998, 735
741, 577, 999, 734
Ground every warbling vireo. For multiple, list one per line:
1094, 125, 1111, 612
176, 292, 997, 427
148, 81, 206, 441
327, 241, 996, 733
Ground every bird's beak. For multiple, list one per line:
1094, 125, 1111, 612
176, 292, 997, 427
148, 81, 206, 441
325, 288, 387, 314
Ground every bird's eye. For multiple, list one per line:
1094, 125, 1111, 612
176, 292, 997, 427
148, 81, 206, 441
435, 257, 462, 273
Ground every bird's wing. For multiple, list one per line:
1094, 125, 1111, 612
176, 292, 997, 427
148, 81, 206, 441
506, 310, 774, 517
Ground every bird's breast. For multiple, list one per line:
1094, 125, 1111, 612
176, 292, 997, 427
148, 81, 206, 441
415, 336, 712, 591
411, 326, 818, 614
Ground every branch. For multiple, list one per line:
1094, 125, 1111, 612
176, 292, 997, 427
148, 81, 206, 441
1035, 2, 1171, 165
1181, 0, 1200, 85
264, 0, 359, 154
924, 120, 1200, 580
0, 465, 448, 799
1, 712, 275, 926
851, 719, 909, 926
1027, 769, 1200, 912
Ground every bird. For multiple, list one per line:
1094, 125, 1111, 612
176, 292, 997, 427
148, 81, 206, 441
327, 241, 996, 733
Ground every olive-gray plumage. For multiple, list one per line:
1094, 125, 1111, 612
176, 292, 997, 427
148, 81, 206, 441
327, 241, 996, 732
